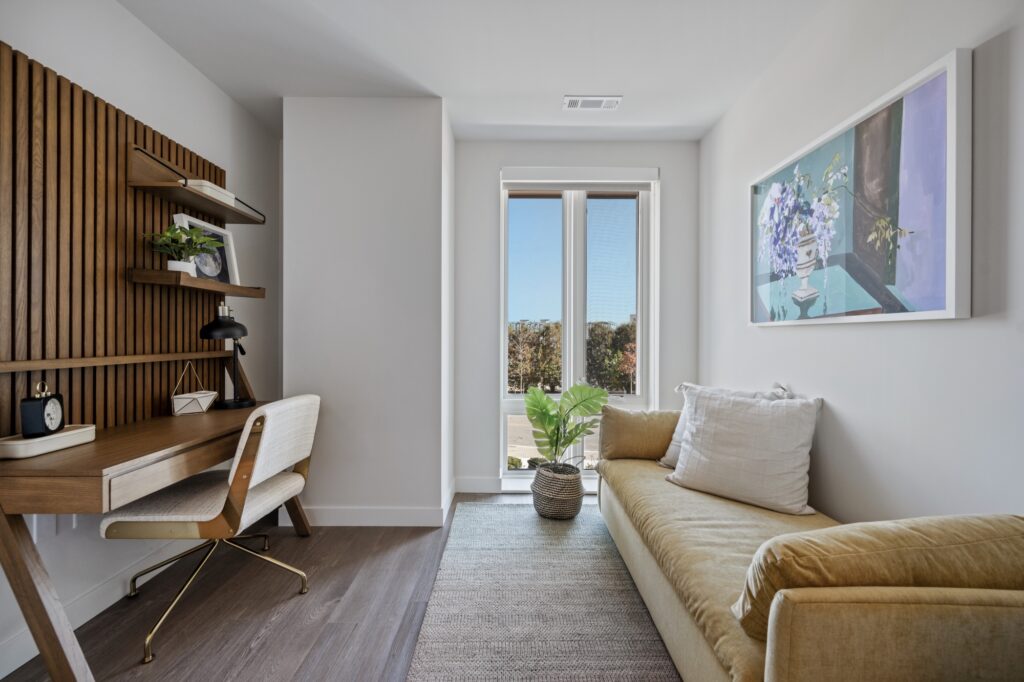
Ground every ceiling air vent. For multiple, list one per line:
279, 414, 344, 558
562, 95, 622, 111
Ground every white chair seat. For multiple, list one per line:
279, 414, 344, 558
100, 470, 305, 538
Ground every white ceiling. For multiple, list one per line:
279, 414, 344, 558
119, 0, 829, 141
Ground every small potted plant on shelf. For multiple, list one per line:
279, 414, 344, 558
524, 382, 608, 520
146, 223, 223, 277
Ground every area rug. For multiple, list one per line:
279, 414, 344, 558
407, 503, 679, 680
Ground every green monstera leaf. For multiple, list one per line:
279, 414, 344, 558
524, 383, 608, 463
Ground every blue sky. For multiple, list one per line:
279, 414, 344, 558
508, 197, 636, 324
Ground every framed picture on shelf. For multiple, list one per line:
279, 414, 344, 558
749, 49, 972, 326
172, 213, 240, 285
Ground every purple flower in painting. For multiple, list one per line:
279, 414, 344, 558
757, 179, 800, 277
758, 160, 846, 278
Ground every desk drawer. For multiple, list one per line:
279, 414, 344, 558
108, 433, 238, 510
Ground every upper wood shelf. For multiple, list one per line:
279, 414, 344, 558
128, 269, 266, 299
128, 146, 265, 225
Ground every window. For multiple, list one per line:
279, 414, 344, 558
500, 170, 659, 474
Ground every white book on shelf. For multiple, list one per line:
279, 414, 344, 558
179, 178, 235, 204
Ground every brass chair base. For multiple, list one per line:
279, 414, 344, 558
131, 534, 307, 664
127, 533, 269, 598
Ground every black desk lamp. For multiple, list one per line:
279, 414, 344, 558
200, 301, 256, 409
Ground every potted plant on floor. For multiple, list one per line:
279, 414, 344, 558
147, 223, 223, 277
524, 382, 608, 520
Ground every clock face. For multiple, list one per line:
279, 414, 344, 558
43, 398, 63, 431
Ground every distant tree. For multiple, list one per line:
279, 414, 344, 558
507, 318, 638, 395
618, 342, 637, 394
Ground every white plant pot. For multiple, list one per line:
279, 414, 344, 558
167, 259, 197, 277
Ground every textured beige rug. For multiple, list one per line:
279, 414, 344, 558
408, 503, 680, 680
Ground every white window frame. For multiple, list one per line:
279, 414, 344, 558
498, 167, 661, 477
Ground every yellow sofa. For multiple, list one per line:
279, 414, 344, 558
596, 412, 1024, 682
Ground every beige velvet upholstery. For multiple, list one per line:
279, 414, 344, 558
599, 479, 730, 682
766, 587, 1024, 682
100, 471, 304, 537
596, 459, 836, 681
598, 408, 1024, 682
735, 513, 1024, 640
598, 405, 679, 460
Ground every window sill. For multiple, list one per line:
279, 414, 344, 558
501, 474, 599, 495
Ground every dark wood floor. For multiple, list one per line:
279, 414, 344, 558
5, 494, 596, 682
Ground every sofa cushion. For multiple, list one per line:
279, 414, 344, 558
597, 459, 837, 682
659, 383, 792, 469
599, 405, 679, 460
667, 384, 821, 515
733, 514, 1024, 641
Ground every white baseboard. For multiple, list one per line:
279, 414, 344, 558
279, 505, 444, 527
454, 476, 501, 493
0, 539, 198, 678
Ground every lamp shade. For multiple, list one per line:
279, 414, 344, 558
200, 302, 248, 340
200, 316, 247, 340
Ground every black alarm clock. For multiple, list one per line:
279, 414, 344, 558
20, 381, 65, 438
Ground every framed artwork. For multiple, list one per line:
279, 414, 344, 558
750, 49, 972, 325
172, 213, 240, 285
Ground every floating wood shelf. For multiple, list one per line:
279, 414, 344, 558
0, 351, 233, 374
128, 269, 266, 299
128, 146, 265, 224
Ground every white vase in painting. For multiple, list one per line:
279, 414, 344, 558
792, 233, 819, 307
167, 259, 197, 277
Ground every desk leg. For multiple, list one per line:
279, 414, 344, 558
0, 510, 95, 681
284, 497, 312, 537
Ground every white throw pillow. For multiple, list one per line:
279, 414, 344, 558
658, 383, 792, 470
666, 383, 820, 515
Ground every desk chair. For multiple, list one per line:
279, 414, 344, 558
100, 394, 321, 663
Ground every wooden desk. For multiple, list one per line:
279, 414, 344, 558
0, 407, 311, 682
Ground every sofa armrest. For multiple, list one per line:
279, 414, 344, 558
765, 586, 1024, 682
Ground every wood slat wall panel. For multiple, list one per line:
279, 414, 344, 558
0, 44, 12, 436
0, 42, 227, 436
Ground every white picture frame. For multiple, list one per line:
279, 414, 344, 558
172, 213, 241, 285
748, 48, 972, 326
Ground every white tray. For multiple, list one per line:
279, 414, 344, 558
0, 425, 96, 459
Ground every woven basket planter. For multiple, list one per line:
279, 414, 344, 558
531, 463, 584, 520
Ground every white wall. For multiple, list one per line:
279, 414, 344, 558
441, 104, 456, 515
283, 96, 451, 526
0, 0, 282, 675
453, 141, 700, 492
699, 0, 1024, 522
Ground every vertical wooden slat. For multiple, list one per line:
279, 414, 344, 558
14, 51, 29, 431
134, 121, 145, 421
105, 104, 116, 425
93, 98, 106, 426
57, 77, 70, 363
125, 116, 135, 424
142, 126, 152, 419
82, 90, 94, 426
29, 61, 44, 369
56, 76, 70, 415
0, 44, 13, 434
43, 68, 57, 399
116, 110, 126, 425
70, 83, 83, 426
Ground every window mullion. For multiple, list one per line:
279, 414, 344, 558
561, 191, 573, 395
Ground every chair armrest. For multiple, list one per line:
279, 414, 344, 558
765, 586, 1024, 682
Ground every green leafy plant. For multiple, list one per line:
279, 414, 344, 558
146, 224, 222, 262
524, 382, 608, 467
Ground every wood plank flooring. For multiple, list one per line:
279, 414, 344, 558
5, 494, 597, 681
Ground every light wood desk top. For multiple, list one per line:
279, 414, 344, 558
0, 406, 260, 514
